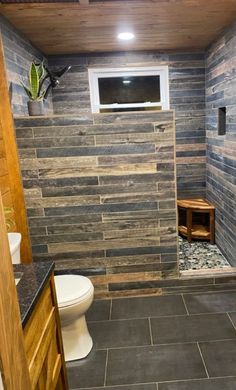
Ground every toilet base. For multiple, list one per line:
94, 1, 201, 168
61, 314, 93, 361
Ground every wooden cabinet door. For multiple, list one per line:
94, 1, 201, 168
23, 280, 68, 390
0, 194, 32, 389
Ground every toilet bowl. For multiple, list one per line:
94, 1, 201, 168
54, 274, 94, 362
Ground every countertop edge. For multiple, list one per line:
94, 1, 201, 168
14, 261, 55, 328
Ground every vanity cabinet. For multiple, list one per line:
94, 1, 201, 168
23, 275, 68, 390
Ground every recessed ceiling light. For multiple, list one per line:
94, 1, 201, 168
118, 32, 135, 41
123, 80, 131, 84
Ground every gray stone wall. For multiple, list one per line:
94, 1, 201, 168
15, 111, 177, 298
0, 15, 53, 116
205, 22, 236, 266
48, 52, 206, 199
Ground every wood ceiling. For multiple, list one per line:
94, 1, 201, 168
0, 1, 236, 54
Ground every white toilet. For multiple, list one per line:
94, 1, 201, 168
7, 232, 94, 362
54, 274, 94, 362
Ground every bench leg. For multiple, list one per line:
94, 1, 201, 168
210, 209, 215, 244
186, 209, 192, 243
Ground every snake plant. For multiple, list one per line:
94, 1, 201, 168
21, 62, 46, 101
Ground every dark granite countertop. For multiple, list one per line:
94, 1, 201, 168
14, 261, 54, 328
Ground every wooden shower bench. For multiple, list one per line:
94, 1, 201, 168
177, 198, 215, 244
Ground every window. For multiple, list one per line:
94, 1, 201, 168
88, 66, 170, 113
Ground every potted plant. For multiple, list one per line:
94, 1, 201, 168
21, 62, 47, 116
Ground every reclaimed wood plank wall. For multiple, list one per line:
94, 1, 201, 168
0, 15, 53, 116
48, 52, 206, 199
205, 21, 236, 267
15, 111, 178, 298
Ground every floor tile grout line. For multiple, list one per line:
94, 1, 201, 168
70, 376, 236, 389
181, 294, 189, 315
155, 375, 236, 385
96, 338, 236, 352
103, 349, 109, 387
73, 382, 160, 389
88, 316, 159, 323
148, 317, 154, 345
227, 312, 236, 332
88, 311, 236, 324
197, 342, 210, 379
109, 299, 113, 320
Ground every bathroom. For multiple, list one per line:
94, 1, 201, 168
0, 1, 236, 389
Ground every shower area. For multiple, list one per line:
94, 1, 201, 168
12, 45, 236, 297
1, 9, 234, 295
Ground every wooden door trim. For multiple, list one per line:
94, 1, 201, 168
0, 193, 32, 389
0, 34, 32, 263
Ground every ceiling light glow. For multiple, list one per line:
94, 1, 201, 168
123, 80, 131, 84
118, 32, 135, 41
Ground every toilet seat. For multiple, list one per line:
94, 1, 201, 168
55, 275, 94, 308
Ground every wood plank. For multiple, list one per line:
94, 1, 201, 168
0, 140, 5, 157
23, 278, 68, 389
0, 34, 32, 263
50, 275, 68, 389
177, 198, 215, 210
23, 283, 54, 366
0, 1, 236, 54
29, 310, 56, 388
179, 224, 210, 239
0, 193, 31, 389
0, 158, 8, 177
0, 175, 10, 196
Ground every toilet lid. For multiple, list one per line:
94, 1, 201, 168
54, 275, 93, 307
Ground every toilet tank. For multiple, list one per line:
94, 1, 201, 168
7, 233, 21, 264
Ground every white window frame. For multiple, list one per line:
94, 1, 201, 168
88, 66, 170, 113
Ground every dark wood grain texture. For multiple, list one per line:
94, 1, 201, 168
1, 1, 236, 53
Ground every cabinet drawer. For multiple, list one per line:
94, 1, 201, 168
36, 326, 62, 390
23, 282, 54, 367
23, 276, 68, 389
30, 309, 61, 389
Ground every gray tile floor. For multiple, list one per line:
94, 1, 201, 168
67, 291, 236, 389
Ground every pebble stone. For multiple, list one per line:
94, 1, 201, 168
179, 236, 231, 271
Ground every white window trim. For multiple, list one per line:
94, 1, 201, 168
88, 66, 170, 113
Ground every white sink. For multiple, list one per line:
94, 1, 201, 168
7, 232, 22, 264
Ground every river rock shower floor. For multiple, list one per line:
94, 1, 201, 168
179, 236, 230, 271
67, 292, 236, 389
